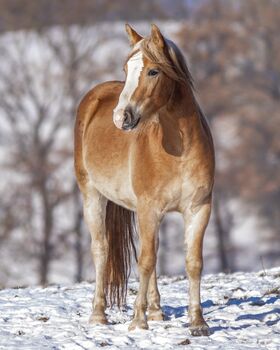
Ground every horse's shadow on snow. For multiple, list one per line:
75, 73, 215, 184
162, 299, 215, 321
162, 296, 280, 332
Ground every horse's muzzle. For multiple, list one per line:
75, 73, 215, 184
121, 106, 140, 131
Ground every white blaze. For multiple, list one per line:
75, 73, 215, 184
113, 50, 144, 129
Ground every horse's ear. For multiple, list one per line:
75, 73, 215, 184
151, 24, 165, 49
125, 24, 143, 46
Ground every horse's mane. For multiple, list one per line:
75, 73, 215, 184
140, 36, 194, 89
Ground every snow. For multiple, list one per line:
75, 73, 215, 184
0, 268, 279, 349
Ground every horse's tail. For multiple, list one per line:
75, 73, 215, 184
105, 200, 137, 307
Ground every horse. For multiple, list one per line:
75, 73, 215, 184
74, 24, 215, 336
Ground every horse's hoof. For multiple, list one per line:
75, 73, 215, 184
147, 309, 164, 321
128, 318, 149, 331
189, 324, 210, 337
89, 313, 108, 325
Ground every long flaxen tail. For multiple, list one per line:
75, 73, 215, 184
105, 200, 137, 307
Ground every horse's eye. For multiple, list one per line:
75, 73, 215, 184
148, 69, 159, 77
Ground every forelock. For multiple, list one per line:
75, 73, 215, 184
139, 36, 194, 88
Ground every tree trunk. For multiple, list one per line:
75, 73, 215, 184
74, 186, 83, 282
40, 186, 53, 286
158, 219, 168, 275
213, 196, 230, 272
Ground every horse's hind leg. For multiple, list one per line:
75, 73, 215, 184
184, 202, 211, 336
129, 206, 160, 330
147, 235, 164, 321
83, 187, 108, 324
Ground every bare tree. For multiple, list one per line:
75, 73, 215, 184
0, 24, 122, 285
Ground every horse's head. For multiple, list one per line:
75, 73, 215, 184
113, 24, 189, 131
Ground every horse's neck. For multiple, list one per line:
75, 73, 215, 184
141, 86, 201, 157
162, 85, 199, 128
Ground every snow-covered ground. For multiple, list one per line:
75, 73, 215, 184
0, 267, 279, 349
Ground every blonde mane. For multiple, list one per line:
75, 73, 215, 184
140, 36, 194, 89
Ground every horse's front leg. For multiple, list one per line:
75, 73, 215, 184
83, 188, 108, 324
147, 235, 164, 321
129, 207, 160, 330
184, 202, 211, 336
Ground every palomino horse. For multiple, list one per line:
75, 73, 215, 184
74, 24, 215, 336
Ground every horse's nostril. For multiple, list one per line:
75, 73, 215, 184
122, 106, 140, 130
123, 108, 132, 125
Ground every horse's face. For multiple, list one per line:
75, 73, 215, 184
113, 25, 174, 131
